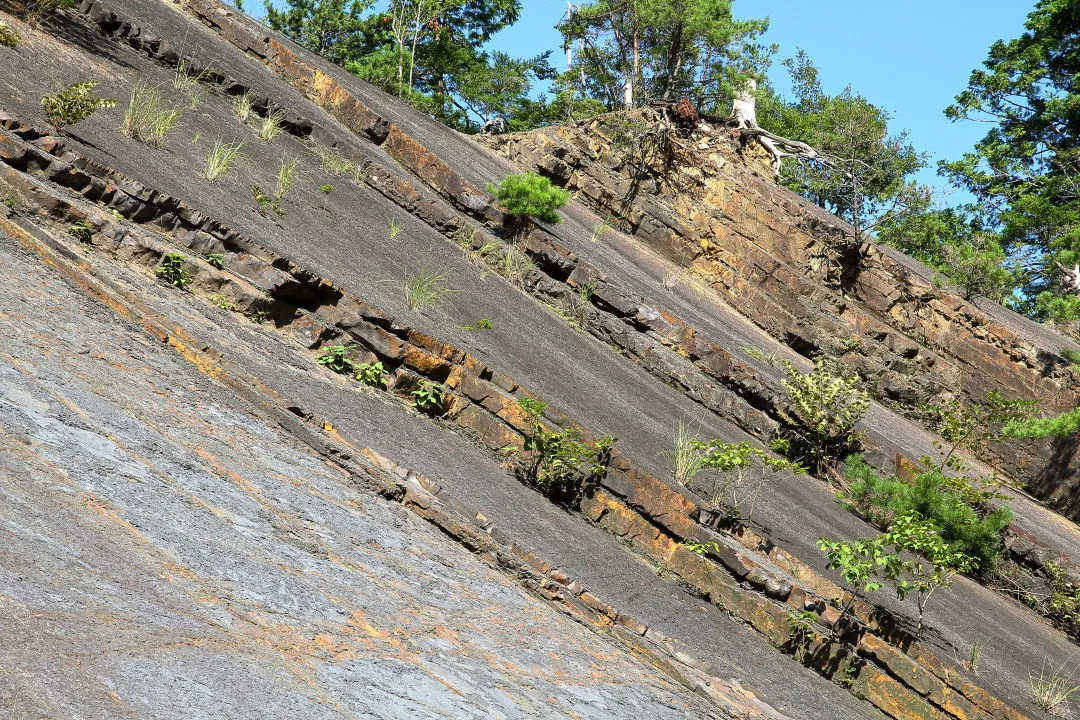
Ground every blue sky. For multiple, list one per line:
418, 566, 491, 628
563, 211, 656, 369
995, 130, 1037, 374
485, 0, 1035, 197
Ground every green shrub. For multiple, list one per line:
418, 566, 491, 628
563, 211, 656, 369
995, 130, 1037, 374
68, 221, 93, 242
693, 439, 805, 519
0, 23, 20, 48
819, 511, 977, 630
778, 358, 870, 473
120, 81, 181, 146
842, 456, 1011, 574
41, 81, 116, 134
155, 252, 193, 289
205, 252, 225, 269
487, 172, 570, 225
516, 397, 615, 501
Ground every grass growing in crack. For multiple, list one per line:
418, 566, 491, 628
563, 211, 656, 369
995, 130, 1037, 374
120, 81, 181, 146
68, 221, 93, 243
257, 109, 286, 141
276, 154, 300, 200
495, 245, 536, 288
667, 420, 707, 487
173, 59, 211, 109
203, 140, 245, 182
1030, 658, 1080, 716
156, 252, 193, 288
402, 267, 454, 311
314, 144, 355, 175
590, 217, 612, 243
386, 216, 405, 241
561, 282, 595, 328
234, 91, 254, 122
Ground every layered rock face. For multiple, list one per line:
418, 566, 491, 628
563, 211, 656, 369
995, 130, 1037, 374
483, 112, 1080, 517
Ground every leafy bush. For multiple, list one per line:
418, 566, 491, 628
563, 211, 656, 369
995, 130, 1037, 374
778, 358, 870, 473
693, 439, 805, 519
412, 380, 444, 415
41, 81, 116, 134
487, 172, 570, 225
355, 361, 388, 388
0, 23, 20, 48
155, 252, 193, 289
516, 398, 615, 501
315, 345, 356, 375
819, 511, 977, 630
120, 81, 181, 146
842, 456, 1011, 573
68, 221, 93, 242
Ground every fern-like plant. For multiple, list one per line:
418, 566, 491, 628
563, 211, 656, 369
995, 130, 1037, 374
41, 81, 115, 134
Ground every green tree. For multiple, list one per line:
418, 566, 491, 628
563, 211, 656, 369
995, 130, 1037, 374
557, 0, 771, 112
942, 0, 1080, 320
487, 172, 571, 225
759, 50, 926, 238
264, 0, 374, 64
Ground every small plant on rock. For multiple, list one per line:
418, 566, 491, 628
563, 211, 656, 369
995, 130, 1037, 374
694, 440, 804, 519
354, 361, 388, 388
41, 81, 116, 134
561, 282, 595, 329
120, 80, 181, 146
234, 91, 254, 122
412, 379, 445, 415
0, 22, 20, 48
156, 252, 193, 289
315, 345, 356, 375
275, 154, 301, 202
786, 609, 818, 661
257, 109, 286, 141
516, 397, 616, 502
667, 420, 707, 487
320, 184, 333, 211
205, 252, 225, 269
487, 172, 570, 227
68, 221, 93, 242
11, 0, 77, 21
173, 59, 212, 109
495, 245, 537, 288
252, 185, 283, 217
315, 145, 355, 175
248, 307, 269, 324
203, 140, 245, 182
209, 294, 233, 311
403, 266, 454, 311
1029, 657, 1080, 716
683, 539, 720, 556
387, 216, 404, 241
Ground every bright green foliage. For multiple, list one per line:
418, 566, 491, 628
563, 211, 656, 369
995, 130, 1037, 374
692, 439, 805, 518
487, 172, 570, 225
315, 345, 356, 375
759, 51, 925, 237
516, 398, 615, 500
786, 609, 817, 659
209, 294, 233, 311
1006, 406, 1080, 440
249, 308, 269, 324
842, 456, 1012, 574
683, 539, 720, 555
778, 359, 870, 472
0, 23, 20, 48
556, 0, 772, 112
819, 512, 977, 628
320, 184, 333, 194
912, 390, 1036, 474
1061, 348, 1080, 370
68, 221, 93, 243
411, 379, 445, 414
205, 253, 225, 269
155, 253, 193, 289
41, 81, 116, 134
354, 360, 388, 388
203, 140, 245, 182
264, 0, 374, 65
942, 0, 1080, 318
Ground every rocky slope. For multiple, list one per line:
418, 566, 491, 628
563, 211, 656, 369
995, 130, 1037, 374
0, 1, 1078, 718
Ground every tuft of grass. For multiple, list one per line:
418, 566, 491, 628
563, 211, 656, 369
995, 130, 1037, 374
1030, 658, 1080, 716
495, 245, 536, 288
275, 153, 300, 200
403, 266, 454, 311
315, 144, 355, 175
0, 22, 20, 48
234, 91, 254, 122
667, 420, 707, 486
173, 59, 211, 109
257, 109, 286, 141
561, 281, 595, 328
120, 80, 181, 146
202, 139, 245, 182
387, 216, 404, 241
590, 217, 612, 243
